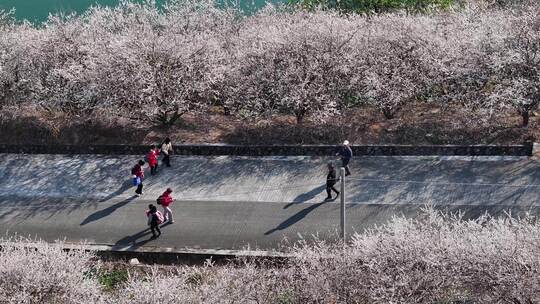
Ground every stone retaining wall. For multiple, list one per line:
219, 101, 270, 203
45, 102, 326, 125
0, 144, 532, 156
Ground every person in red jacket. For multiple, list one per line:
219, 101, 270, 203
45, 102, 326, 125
146, 145, 159, 175
158, 188, 174, 224
131, 160, 145, 196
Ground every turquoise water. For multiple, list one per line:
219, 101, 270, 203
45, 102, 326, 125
0, 0, 283, 23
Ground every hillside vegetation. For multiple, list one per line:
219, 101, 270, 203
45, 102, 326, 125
0, 0, 538, 145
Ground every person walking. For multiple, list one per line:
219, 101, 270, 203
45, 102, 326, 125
157, 188, 174, 224
161, 138, 173, 167
132, 160, 145, 196
336, 140, 353, 176
326, 163, 340, 200
146, 204, 164, 238
153, 144, 161, 160
146, 145, 158, 175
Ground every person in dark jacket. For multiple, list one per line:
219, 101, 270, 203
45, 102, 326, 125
146, 204, 163, 238
132, 160, 145, 196
336, 140, 352, 176
326, 163, 340, 200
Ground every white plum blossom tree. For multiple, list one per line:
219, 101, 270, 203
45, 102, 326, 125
76, 0, 234, 125
360, 16, 438, 119
488, 6, 540, 126
223, 9, 363, 123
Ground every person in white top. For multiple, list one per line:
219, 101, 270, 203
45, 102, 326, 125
161, 137, 173, 167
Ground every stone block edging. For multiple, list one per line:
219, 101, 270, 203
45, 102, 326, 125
11, 242, 290, 266
0, 143, 533, 156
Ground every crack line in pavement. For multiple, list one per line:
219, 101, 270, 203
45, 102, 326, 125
347, 178, 540, 188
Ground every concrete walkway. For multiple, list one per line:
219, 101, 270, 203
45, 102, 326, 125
0, 154, 539, 251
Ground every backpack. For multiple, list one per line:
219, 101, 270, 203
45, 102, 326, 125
151, 211, 164, 225
156, 196, 164, 205
131, 166, 138, 175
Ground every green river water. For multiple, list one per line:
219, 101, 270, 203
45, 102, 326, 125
0, 0, 283, 23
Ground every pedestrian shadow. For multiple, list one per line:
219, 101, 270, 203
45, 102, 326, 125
265, 202, 325, 235
284, 185, 326, 209
325, 196, 339, 202
99, 179, 133, 202
112, 228, 155, 251
80, 196, 136, 226
160, 221, 173, 228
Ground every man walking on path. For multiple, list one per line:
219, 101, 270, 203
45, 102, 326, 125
146, 204, 164, 238
157, 188, 174, 224
161, 138, 173, 167
326, 163, 340, 201
336, 140, 353, 176
132, 160, 145, 196
147, 145, 158, 175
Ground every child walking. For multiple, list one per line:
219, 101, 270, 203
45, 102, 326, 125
146, 204, 164, 238
147, 145, 159, 175
132, 160, 145, 196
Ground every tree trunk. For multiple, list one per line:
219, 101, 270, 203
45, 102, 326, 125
382, 107, 395, 120
223, 105, 231, 116
521, 110, 530, 127
295, 109, 306, 124
156, 109, 182, 129
296, 114, 304, 124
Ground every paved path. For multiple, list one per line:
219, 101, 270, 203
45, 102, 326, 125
0, 154, 539, 251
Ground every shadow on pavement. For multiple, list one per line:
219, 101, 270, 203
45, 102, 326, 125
99, 179, 134, 202
265, 202, 326, 235
113, 228, 156, 250
114, 221, 174, 250
284, 185, 326, 209
80, 195, 136, 226
160, 221, 173, 228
